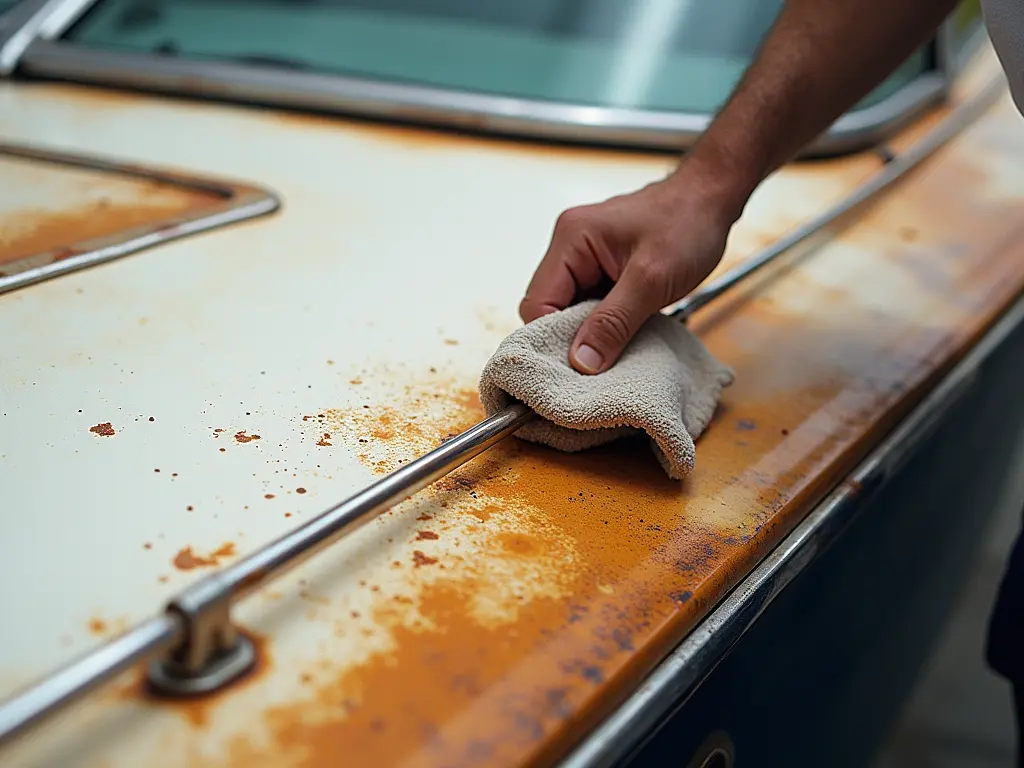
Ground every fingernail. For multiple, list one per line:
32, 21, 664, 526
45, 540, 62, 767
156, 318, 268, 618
574, 344, 603, 374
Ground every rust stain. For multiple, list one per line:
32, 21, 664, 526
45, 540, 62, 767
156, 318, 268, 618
86, 615, 129, 638
113, 628, 271, 729
234, 430, 261, 443
296, 487, 307, 494
89, 422, 115, 437
0, 187, 219, 267
416, 530, 439, 541
412, 550, 438, 568
86, 618, 107, 636
172, 542, 237, 571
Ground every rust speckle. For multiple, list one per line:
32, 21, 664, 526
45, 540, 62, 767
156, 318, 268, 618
265, 494, 275, 500
234, 431, 261, 443
296, 487, 307, 494
143, 542, 152, 550
172, 542, 237, 571
87, 618, 107, 635
89, 422, 115, 437
317, 433, 332, 447
415, 531, 439, 541
412, 550, 438, 568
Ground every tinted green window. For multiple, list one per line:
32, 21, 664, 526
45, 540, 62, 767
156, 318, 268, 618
64, 0, 928, 115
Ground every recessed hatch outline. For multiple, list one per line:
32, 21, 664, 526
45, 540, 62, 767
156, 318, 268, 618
0, 142, 281, 295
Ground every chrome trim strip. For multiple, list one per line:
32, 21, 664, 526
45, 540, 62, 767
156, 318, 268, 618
561, 287, 1024, 768
16, 39, 945, 157
0, 0, 68, 74
0, 142, 281, 295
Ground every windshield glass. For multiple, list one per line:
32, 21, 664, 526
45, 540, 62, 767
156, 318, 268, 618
63, 0, 926, 115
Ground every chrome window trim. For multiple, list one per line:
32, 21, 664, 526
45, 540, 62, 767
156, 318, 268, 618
0, 0, 966, 156
15, 39, 946, 157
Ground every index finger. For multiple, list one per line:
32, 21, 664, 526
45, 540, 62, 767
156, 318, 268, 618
519, 222, 604, 323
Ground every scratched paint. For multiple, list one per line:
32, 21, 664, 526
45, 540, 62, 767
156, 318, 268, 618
0, 43, 1022, 768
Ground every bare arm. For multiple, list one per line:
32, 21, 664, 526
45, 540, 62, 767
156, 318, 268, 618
521, 0, 959, 375
688, 0, 961, 218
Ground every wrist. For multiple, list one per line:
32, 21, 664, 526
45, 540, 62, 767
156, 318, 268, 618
665, 136, 766, 227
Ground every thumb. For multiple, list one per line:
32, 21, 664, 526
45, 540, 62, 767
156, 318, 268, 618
569, 260, 663, 375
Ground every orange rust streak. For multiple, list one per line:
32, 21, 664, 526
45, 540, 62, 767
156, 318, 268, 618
0, 190, 220, 266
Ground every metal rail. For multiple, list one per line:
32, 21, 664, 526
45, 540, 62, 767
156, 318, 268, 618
0, 72, 1005, 754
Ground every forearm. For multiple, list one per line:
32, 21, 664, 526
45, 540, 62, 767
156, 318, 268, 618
682, 0, 959, 220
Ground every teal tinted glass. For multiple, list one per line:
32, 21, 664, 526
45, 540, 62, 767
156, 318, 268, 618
64, 0, 928, 114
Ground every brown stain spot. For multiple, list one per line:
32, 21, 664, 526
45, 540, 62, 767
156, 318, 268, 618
412, 550, 438, 568
415, 530, 439, 541
234, 431, 261, 443
296, 487, 307, 494
89, 422, 115, 437
87, 618, 107, 635
265, 494, 275, 500
350, 378, 363, 385
219, 448, 227, 453
186, 505, 194, 512
172, 542, 237, 571
143, 542, 152, 550
317, 433, 332, 447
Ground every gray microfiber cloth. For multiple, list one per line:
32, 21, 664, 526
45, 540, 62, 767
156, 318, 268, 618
479, 299, 734, 480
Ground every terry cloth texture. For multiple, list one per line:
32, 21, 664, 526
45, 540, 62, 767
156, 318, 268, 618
478, 299, 734, 480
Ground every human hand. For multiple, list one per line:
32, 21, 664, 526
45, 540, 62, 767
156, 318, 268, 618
519, 170, 741, 374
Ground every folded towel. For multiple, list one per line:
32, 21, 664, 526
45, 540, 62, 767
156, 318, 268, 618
478, 299, 734, 479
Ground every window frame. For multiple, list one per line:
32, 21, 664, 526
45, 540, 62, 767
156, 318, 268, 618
0, 0, 984, 157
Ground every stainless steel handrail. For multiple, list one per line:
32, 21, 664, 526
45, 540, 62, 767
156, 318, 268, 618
0, 67, 1006, 757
